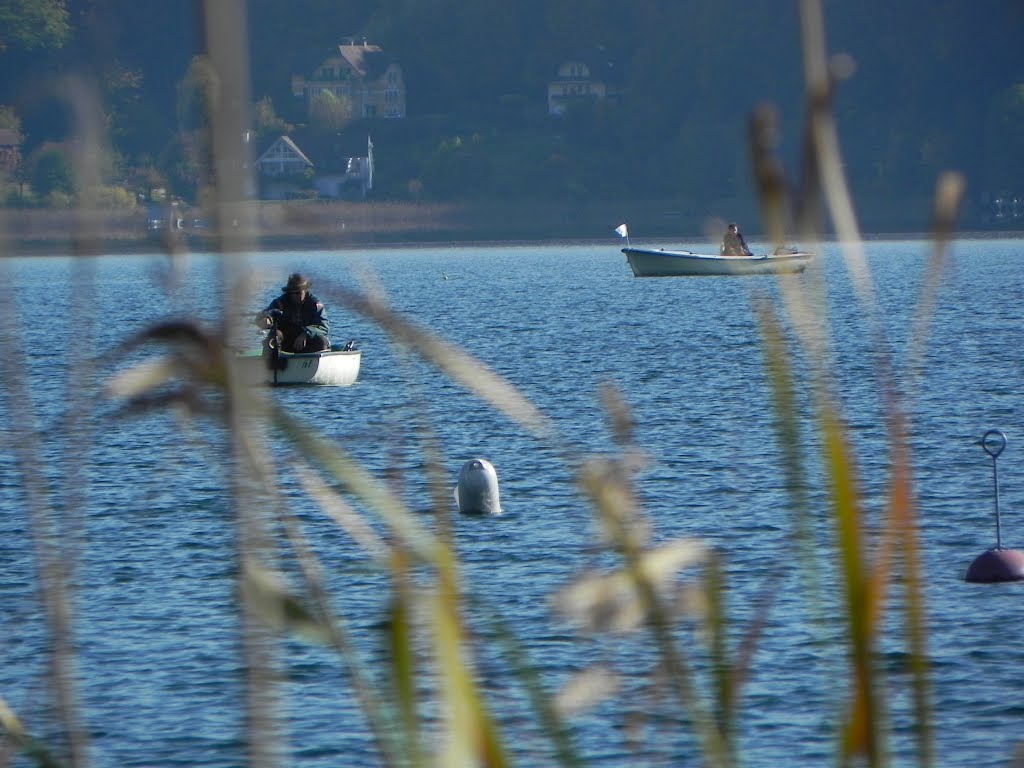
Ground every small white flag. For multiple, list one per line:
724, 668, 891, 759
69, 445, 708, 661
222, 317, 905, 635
615, 224, 628, 238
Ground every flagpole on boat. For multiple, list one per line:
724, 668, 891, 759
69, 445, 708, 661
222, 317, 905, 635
615, 223, 630, 247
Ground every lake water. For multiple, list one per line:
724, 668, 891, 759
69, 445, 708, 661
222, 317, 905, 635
2, 237, 1024, 767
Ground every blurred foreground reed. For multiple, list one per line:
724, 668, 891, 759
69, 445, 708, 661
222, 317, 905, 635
0, 0, 971, 766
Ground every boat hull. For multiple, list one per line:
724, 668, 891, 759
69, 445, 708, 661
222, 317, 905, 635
235, 349, 361, 386
623, 247, 812, 277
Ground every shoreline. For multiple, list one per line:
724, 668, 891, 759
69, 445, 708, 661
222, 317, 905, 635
6, 230, 1022, 258
2, 199, 1022, 257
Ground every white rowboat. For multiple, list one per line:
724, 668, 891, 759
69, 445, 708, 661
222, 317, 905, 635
234, 348, 361, 386
622, 246, 812, 277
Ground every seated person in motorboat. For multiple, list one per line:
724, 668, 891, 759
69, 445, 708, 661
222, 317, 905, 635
256, 273, 331, 353
720, 223, 753, 256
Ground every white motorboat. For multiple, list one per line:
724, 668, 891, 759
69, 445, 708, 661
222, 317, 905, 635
622, 246, 813, 277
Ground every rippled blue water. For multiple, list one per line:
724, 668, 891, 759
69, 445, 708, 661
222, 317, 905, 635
2, 237, 1024, 767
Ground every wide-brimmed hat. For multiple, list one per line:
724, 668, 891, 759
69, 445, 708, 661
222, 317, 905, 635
282, 273, 311, 293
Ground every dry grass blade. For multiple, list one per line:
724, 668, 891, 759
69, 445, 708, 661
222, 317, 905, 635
885, 424, 932, 768
799, 0, 874, 308
754, 297, 828, 624
295, 465, 389, 562
0, 699, 64, 768
703, 555, 733, 746
598, 382, 637, 449
241, 561, 333, 644
554, 666, 619, 719
387, 550, 427, 768
431, 575, 509, 768
749, 103, 791, 249
886, 176, 967, 768
322, 281, 555, 441
755, 299, 808, 516
623, 552, 729, 767
258, 392, 526, 766
270, 474, 403, 767
792, 3, 938, 765
554, 540, 707, 634
702, 552, 779, 760
907, 173, 965, 383
269, 406, 438, 562
3, 0, 963, 759
198, 0, 277, 763
0, 266, 88, 768
106, 355, 182, 399
0, 80, 107, 768
571, 402, 732, 765
480, 608, 585, 766
579, 457, 649, 551
104, 321, 238, 418
857, 175, 959, 768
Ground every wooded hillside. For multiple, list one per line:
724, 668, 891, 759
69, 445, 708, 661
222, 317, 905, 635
1, 0, 1022, 228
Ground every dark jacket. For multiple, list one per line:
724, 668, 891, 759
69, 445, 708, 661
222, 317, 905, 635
721, 228, 753, 256
260, 292, 330, 345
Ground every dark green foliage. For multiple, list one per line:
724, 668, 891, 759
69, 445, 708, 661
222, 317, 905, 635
984, 84, 1024, 194
0, 0, 69, 52
0, 0, 1021, 215
27, 143, 74, 197
252, 96, 293, 140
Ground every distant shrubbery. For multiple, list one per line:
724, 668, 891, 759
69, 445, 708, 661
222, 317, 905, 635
0, 182, 136, 209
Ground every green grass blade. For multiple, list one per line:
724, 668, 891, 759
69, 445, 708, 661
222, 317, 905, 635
818, 406, 883, 767
0, 699, 67, 768
388, 550, 426, 768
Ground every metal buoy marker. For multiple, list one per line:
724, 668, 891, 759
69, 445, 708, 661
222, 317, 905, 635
964, 429, 1024, 583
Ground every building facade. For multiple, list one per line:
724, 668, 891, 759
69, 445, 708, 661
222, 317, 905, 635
548, 61, 608, 116
292, 41, 406, 120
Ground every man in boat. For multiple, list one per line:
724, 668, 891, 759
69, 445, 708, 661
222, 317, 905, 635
256, 273, 331, 353
720, 223, 753, 257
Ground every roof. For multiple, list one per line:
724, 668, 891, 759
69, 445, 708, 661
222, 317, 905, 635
338, 43, 391, 79
554, 46, 625, 86
255, 130, 371, 174
0, 128, 22, 146
255, 135, 313, 167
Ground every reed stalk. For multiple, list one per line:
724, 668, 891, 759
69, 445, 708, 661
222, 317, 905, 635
0, 0, 962, 766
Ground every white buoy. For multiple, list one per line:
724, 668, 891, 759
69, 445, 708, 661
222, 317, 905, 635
454, 458, 502, 515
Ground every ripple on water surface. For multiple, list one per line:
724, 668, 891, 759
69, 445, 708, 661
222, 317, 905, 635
3, 241, 1024, 766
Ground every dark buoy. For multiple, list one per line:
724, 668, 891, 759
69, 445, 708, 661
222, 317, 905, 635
965, 429, 1024, 583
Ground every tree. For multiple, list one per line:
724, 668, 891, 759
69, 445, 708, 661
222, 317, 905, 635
158, 132, 203, 201
99, 61, 169, 158
177, 55, 218, 132
984, 83, 1024, 194
309, 90, 352, 133
252, 96, 292, 138
0, 104, 22, 135
0, 0, 69, 52
28, 142, 75, 198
